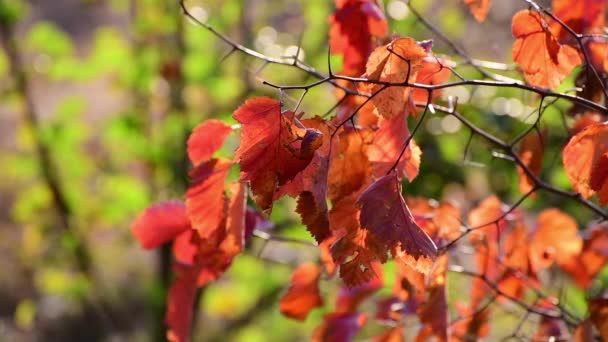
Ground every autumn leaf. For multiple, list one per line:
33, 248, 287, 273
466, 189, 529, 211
463, 0, 490, 23
187, 119, 232, 167
165, 269, 199, 342
562, 223, 608, 288
551, 0, 605, 43
312, 312, 367, 342
357, 171, 437, 274
512, 10, 582, 89
562, 122, 608, 204
589, 295, 608, 341
529, 208, 582, 272
329, 0, 388, 75
415, 254, 448, 342
336, 263, 383, 312
186, 158, 231, 239
517, 128, 547, 195
218, 182, 247, 258
412, 57, 452, 105
279, 263, 324, 321
131, 201, 191, 249
366, 38, 429, 118
367, 110, 422, 181
328, 127, 373, 202
233, 97, 321, 212
276, 118, 333, 243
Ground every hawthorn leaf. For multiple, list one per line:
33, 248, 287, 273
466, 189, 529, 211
529, 208, 582, 272
165, 270, 198, 342
279, 263, 324, 321
366, 38, 428, 118
328, 127, 373, 202
276, 118, 333, 243
517, 128, 547, 195
336, 263, 383, 312
186, 158, 231, 239
187, 119, 232, 167
329, 0, 388, 75
131, 201, 191, 249
562, 122, 608, 204
463, 0, 490, 23
219, 182, 247, 257
551, 0, 605, 43
357, 171, 437, 274
173, 229, 198, 266
312, 312, 367, 342
589, 295, 608, 341
562, 223, 608, 288
367, 110, 422, 181
412, 57, 452, 105
512, 10, 582, 89
233, 97, 320, 212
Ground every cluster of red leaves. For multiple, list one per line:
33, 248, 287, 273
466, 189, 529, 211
130, 1, 608, 340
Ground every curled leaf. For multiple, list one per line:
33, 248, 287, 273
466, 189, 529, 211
279, 263, 324, 321
132, 201, 191, 249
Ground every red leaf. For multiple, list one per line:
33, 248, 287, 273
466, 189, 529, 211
313, 312, 367, 342
186, 158, 231, 238
276, 118, 333, 243
416, 254, 449, 342
366, 38, 428, 118
131, 201, 191, 249
367, 111, 422, 181
463, 0, 490, 23
589, 295, 608, 341
517, 129, 547, 195
512, 10, 582, 89
563, 122, 608, 204
374, 326, 404, 342
233, 97, 319, 212
187, 119, 232, 167
279, 263, 324, 321
329, 0, 388, 75
336, 264, 383, 312
173, 230, 198, 266
165, 270, 198, 342
529, 208, 582, 272
357, 172, 437, 274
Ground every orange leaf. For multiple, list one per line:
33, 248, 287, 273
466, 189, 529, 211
336, 264, 383, 312
131, 201, 191, 249
463, 0, 490, 23
357, 171, 437, 274
551, 0, 605, 43
233, 97, 320, 212
562, 223, 608, 288
328, 127, 373, 202
512, 10, 581, 89
517, 129, 547, 195
529, 208, 582, 272
218, 182, 247, 258
187, 119, 232, 167
279, 263, 324, 321
186, 158, 231, 238
367, 111, 422, 182
562, 122, 608, 203
412, 57, 452, 104
329, 0, 388, 75
366, 38, 429, 118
